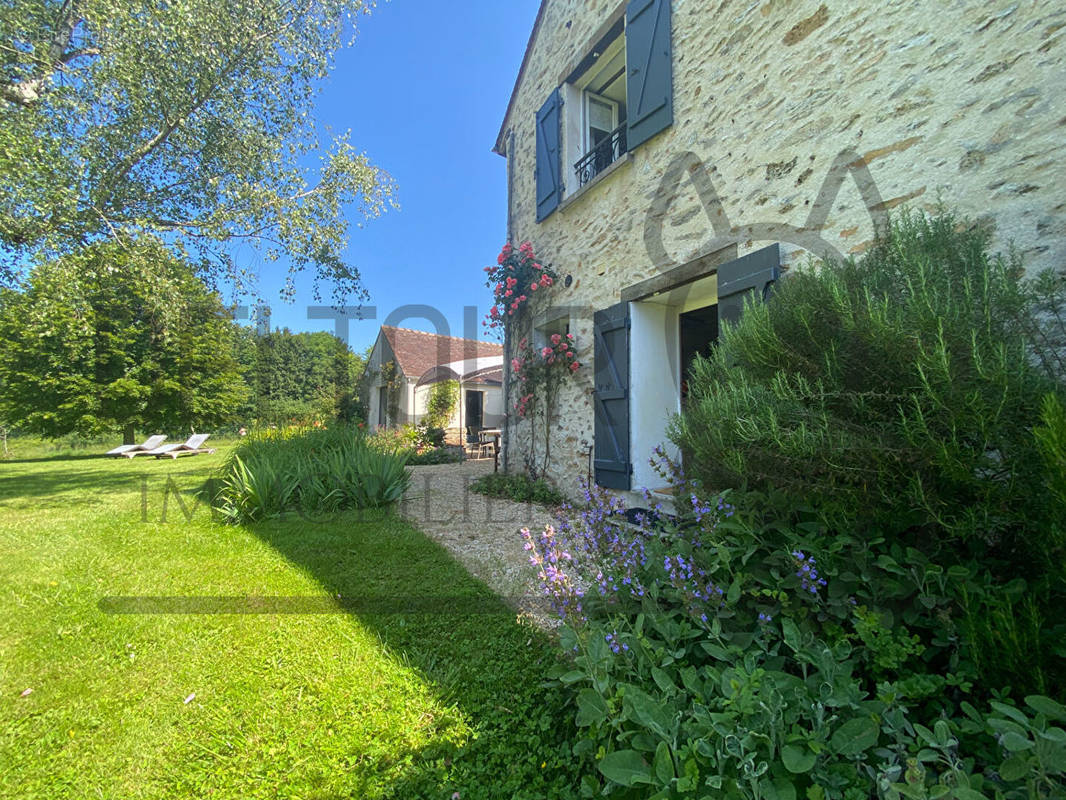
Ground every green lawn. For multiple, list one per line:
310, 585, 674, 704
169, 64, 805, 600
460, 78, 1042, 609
0, 444, 579, 799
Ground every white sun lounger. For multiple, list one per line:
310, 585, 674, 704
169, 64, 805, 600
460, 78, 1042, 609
141, 433, 215, 459
106, 434, 167, 457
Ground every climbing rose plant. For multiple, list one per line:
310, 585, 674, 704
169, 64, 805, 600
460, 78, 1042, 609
483, 241, 558, 332
511, 333, 580, 418
511, 332, 581, 477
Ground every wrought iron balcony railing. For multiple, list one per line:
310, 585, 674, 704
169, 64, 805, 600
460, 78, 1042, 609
573, 125, 627, 188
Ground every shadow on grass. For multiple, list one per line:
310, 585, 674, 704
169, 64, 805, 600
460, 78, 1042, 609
0, 457, 221, 505
246, 507, 582, 800
1, 453, 105, 464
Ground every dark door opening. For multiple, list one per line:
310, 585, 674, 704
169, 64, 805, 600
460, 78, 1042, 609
465, 390, 484, 429
377, 386, 388, 426
679, 304, 718, 401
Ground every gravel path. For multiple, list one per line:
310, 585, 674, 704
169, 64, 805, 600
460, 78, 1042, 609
399, 460, 560, 628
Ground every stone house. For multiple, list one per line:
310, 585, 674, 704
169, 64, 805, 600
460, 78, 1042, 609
364, 326, 505, 433
492, 0, 1065, 494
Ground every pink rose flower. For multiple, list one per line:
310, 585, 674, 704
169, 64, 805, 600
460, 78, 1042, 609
541, 346, 553, 358
570, 362, 580, 372
550, 333, 561, 345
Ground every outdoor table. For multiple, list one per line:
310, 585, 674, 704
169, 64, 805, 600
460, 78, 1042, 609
480, 428, 502, 471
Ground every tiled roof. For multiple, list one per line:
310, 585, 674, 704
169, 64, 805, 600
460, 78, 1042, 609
381, 326, 503, 379
467, 367, 504, 385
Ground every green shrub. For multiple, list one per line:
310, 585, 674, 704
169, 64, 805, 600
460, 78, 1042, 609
470, 472, 566, 506
372, 422, 446, 452
528, 479, 1066, 799
419, 424, 446, 449
675, 209, 1065, 567
214, 424, 410, 522
1035, 393, 1066, 510
407, 446, 464, 466
672, 208, 1066, 694
424, 380, 459, 429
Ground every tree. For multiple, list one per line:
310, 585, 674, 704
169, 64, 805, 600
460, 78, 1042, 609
0, 0, 392, 300
230, 326, 367, 426
0, 238, 249, 440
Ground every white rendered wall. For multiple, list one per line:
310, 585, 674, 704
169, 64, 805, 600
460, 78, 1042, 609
481, 386, 504, 428
629, 301, 681, 492
411, 383, 503, 429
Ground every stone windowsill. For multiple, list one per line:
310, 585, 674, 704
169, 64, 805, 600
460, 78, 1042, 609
558, 152, 634, 213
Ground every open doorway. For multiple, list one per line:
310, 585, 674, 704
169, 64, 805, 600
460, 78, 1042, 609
465, 390, 484, 429
679, 304, 718, 401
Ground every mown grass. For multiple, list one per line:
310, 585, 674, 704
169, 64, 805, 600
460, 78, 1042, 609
0, 442, 579, 798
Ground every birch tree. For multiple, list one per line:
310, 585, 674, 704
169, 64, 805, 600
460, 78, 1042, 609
0, 0, 392, 301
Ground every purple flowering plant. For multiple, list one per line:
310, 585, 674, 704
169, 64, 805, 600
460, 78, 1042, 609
515, 446, 1049, 798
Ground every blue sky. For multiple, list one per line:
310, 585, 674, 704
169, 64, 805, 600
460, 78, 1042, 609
250, 0, 541, 353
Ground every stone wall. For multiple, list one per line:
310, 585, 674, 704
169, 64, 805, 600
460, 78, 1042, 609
498, 0, 1066, 491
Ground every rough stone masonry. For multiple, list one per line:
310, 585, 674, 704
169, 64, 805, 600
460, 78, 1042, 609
495, 0, 1066, 492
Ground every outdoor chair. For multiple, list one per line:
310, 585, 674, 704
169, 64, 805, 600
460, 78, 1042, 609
126, 433, 215, 459
477, 430, 497, 460
463, 426, 487, 459
465, 426, 494, 460
106, 434, 166, 457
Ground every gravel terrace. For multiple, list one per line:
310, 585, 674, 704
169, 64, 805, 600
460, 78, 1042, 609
400, 459, 561, 627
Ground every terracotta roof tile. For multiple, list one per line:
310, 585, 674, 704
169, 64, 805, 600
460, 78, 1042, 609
381, 326, 503, 379
467, 367, 503, 385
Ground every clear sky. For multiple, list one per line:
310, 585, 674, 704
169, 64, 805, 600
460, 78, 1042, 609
246, 0, 542, 353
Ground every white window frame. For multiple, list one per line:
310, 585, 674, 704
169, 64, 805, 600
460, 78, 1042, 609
583, 92, 620, 159
561, 29, 627, 197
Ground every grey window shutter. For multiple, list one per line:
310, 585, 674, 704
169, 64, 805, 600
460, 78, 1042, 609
717, 244, 781, 330
535, 89, 562, 222
593, 302, 631, 490
625, 0, 672, 151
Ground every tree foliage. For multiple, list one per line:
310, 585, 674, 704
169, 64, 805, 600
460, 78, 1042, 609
423, 380, 458, 429
672, 209, 1066, 575
233, 326, 367, 426
0, 0, 392, 300
0, 238, 248, 436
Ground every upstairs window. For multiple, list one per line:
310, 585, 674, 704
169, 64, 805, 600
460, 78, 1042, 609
568, 28, 628, 191
535, 0, 672, 222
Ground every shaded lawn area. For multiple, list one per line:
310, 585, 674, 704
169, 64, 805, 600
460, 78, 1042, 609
0, 448, 580, 799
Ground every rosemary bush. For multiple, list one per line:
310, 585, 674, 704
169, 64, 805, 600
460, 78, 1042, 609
672, 209, 1066, 692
